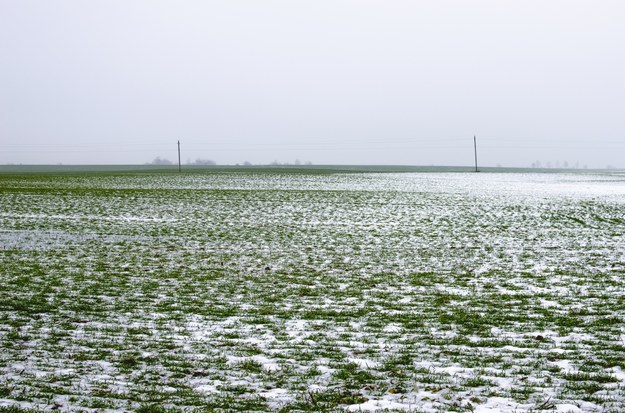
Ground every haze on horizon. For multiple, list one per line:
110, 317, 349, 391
1, 0, 624, 168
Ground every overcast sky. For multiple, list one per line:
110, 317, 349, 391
1, 0, 624, 167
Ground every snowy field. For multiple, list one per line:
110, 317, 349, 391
1, 168, 625, 412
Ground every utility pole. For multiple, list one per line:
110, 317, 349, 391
177, 140, 181, 173
473, 135, 479, 172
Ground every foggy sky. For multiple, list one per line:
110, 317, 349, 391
1, 0, 624, 167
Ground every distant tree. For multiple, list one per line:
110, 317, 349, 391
243, 161, 252, 166
188, 158, 216, 166
151, 157, 173, 165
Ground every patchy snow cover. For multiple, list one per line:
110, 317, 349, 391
1, 170, 625, 412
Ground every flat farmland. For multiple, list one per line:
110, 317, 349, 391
1, 168, 625, 412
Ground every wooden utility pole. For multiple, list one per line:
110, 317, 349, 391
178, 140, 181, 173
473, 135, 479, 172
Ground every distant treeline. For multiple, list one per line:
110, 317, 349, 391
148, 157, 313, 166
149, 157, 216, 166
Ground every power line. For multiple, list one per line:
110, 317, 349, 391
1, 138, 624, 155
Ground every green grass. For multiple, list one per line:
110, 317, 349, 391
1, 168, 625, 411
